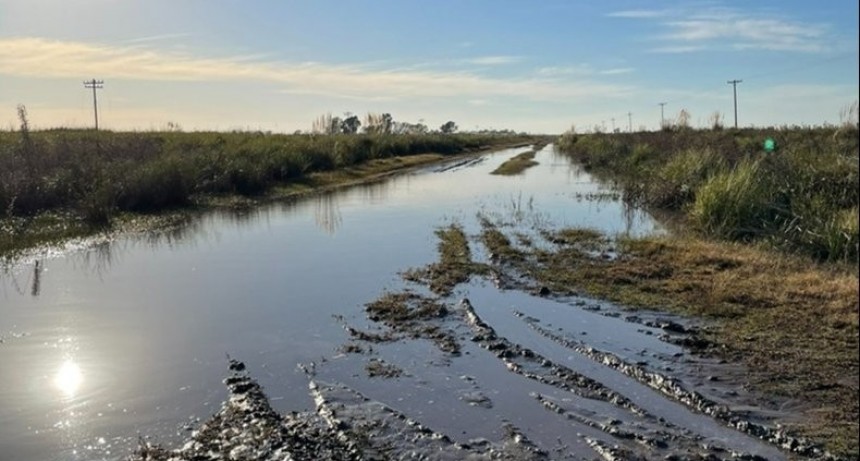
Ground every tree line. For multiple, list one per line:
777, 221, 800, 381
310, 112, 458, 135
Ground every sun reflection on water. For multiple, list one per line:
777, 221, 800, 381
54, 360, 83, 398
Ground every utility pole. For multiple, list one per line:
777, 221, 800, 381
727, 79, 742, 128
610, 118, 616, 132
627, 112, 632, 133
83, 79, 104, 130
658, 102, 667, 129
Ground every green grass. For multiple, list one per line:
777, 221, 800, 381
0, 129, 530, 220
1, 129, 533, 256
557, 127, 859, 264
402, 224, 489, 295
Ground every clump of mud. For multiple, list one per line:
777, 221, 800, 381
130, 359, 549, 461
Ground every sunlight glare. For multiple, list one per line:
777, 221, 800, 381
54, 360, 83, 397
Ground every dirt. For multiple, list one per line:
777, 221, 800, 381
130, 359, 550, 461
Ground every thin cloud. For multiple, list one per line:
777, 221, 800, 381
613, 6, 831, 54
607, 9, 668, 18
648, 45, 705, 54
122, 32, 193, 44
0, 37, 632, 102
537, 65, 633, 77
536, 65, 592, 76
599, 67, 634, 75
462, 55, 522, 65
663, 15, 827, 52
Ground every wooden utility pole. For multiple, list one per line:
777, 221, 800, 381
727, 79, 742, 128
627, 112, 632, 133
658, 102, 667, 128
83, 79, 104, 130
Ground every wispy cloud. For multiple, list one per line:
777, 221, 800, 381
607, 9, 667, 19
648, 45, 705, 54
122, 32, 193, 44
612, 6, 831, 53
599, 67, 634, 75
536, 65, 634, 77
536, 65, 592, 76
0, 37, 632, 102
462, 55, 522, 65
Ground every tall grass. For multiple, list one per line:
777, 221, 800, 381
651, 148, 728, 209
0, 129, 524, 226
690, 158, 773, 239
557, 127, 859, 264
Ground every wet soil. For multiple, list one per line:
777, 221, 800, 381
129, 216, 855, 460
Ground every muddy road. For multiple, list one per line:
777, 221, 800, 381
2, 145, 843, 460
132, 234, 831, 460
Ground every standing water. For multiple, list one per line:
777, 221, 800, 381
0, 145, 786, 460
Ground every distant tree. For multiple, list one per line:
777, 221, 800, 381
381, 113, 393, 133
440, 121, 458, 134
341, 114, 361, 134
393, 121, 428, 134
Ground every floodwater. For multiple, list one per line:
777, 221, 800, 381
1, 145, 789, 460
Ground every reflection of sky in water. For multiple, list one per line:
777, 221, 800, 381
0, 145, 663, 460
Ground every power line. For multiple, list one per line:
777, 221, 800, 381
727, 79, 742, 128
83, 79, 104, 130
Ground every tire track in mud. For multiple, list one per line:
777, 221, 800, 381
458, 297, 647, 416
516, 313, 830, 460
456, 295, 795, 460
130, 359, 552, 461
339, 288, 797, 459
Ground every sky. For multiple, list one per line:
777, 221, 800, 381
0, 0, 858, 133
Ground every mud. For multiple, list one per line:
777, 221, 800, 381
131, 287, 835, 460
130, 359, 550, 461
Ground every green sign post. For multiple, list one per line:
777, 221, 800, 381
763, 137, 776, 153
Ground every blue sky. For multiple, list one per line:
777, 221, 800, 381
1, 0, 857, 133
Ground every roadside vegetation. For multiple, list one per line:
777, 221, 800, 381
544, 120, 858, 456
0, 108, 533, 257
557, 124, 859, 265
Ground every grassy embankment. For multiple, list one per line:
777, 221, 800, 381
557, 126, 858, 264
539, 126, 859, 457
0, 128, 533, 257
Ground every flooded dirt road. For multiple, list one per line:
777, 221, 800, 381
2, 145, 825, 460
